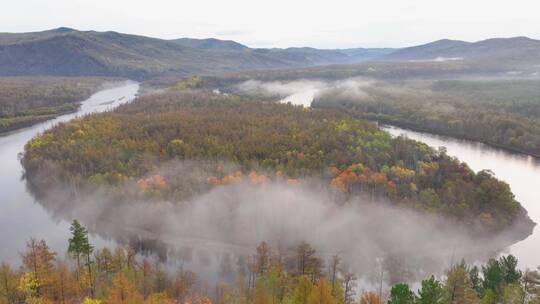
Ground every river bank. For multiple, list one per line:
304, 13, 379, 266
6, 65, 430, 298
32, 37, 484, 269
382, 124, 540, 269
368, 117, 540, 159
0, 81, 139, 264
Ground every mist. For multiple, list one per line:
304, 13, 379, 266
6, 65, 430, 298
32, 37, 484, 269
26, 159, 523, 287
235, 78, 373, 107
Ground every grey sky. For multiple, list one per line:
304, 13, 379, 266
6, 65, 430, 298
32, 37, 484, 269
2, 0, 540, 48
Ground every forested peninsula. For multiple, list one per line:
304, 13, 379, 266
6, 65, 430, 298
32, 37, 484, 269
22, 84, 533, 235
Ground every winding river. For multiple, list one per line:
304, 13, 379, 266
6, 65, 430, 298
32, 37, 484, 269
0, 81, 139, 264
282, 92, 540, 270
0, 81, 538, 273
382, 125, 540, 270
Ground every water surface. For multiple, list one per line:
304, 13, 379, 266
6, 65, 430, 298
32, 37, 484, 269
0, 81, 139, 263
383, 125, 540, 270
283, 90, 540, 270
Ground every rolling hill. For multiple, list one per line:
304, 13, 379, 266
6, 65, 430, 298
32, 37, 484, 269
2, 28, 539, 79
0, 28, 395, 79
172, 37, 249, 51
384, 37, 540, 64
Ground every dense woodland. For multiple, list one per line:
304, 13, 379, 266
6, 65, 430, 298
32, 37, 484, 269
0, 77, 110, 133
1, 221, 539, 304
311, 79, 540, 156
22, 87, 527, 233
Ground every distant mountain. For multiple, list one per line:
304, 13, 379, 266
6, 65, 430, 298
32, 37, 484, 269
258, 47, 351, 66
383, 37, 540, 63
172, 39, 396, 63
337, 48, 397, 61
0, 27, 76, 45
172, 37, 248, 51
4, 28, 536, 79
0, 28, 395, 79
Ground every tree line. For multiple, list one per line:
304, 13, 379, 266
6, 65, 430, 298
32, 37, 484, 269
1, 220, 539, 304
0, 77, 109, 133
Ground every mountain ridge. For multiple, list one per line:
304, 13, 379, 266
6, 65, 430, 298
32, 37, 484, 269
1, 28, 539, 79
383, 36, 540, 63
0, 28, 396, 79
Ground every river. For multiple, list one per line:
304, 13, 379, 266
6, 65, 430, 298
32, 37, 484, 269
281, 92, 540, 270
1, 82, 538, 273
382, 125, 540, 270
0, 81, 139, 264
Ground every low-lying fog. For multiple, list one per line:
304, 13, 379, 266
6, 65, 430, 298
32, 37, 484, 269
31, 159, 523, 287
236, 77, 374, 107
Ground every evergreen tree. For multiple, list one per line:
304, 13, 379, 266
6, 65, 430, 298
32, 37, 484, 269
68, 220, 89, 273
417, 276, 446, 304
388, 283, 416, 304
68, 220, 94, 296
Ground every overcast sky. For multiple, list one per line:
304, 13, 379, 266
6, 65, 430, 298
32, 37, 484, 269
2, 0, 540, 48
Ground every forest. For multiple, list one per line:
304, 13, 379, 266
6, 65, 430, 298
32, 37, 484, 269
0, 77, 110, 133
165, 62, 540, 157
1, 220, 539, 304
234, 74, 540, 156
22, 86, 528, 234
311, 79, 540, 157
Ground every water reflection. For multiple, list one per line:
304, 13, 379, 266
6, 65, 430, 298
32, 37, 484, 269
278, 90, 540, 269
0, 81, 139, 264
383, 125, 540, 269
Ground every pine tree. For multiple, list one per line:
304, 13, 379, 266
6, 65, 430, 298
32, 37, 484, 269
387, 283, 416, 304
417, 276, 446, 304
68, 220, 94, 296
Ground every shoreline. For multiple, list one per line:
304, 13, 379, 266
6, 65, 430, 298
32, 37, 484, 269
368, 118, 540, 159
0, 108, 79, 136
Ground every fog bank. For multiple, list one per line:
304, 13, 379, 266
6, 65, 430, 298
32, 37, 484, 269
27, 160, 523, 286
235, 78, 373, 107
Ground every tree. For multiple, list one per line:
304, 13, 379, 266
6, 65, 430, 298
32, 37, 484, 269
68, 220, 94, 296
21, 239, 56, 298
255, 242, 271, 275
479, 289, 496, 304
469, 266, 482, 296
501, 283, 524, 304
359, 292, 382, 304
523, 268, 540, 303
499, 255, 521, 285
308, 278, 336, 304
417, 276, 446, 304
106, 273, 143, 304
68, 220, 89, 274
170, 269, 196, 303
0, 263, 19, 304
342, 271, 356, 304
296, 243, 323, 282
17, 272, 40, 300
482, 258, 503, 295
387, 283, 416, 304
51, 261, 79, 304
290, 275, 314, 304
329, 255, 341, 296
446, 263, 479, 304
